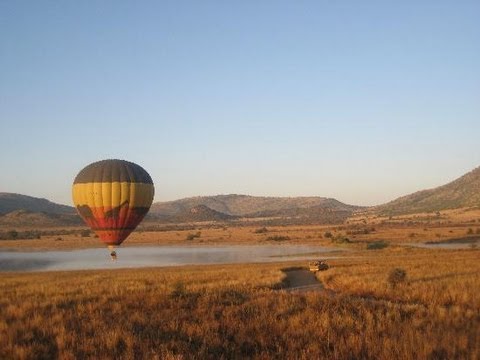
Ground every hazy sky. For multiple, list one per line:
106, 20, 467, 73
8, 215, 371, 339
1, 1, 479, 206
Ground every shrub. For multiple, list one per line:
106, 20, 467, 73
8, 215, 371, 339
80, 229, 91, 237
332, 235, 352, 244
346, 227, 376, 236
388, 268, 407, 288
21, 230, 41, 240
367, 241, 389, 250
266, 235, 290, 241
186, 231, 201, 241
7, 230, 18, 240
217, 289, 249, 306
254, 227, 268, 234
324, 231, 333, 239
467, 228, 474, 235
170, 282, 188, 299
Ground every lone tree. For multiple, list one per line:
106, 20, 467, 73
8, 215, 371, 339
388, 268, 407, 288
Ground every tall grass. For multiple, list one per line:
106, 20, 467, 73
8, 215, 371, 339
2, 219, 480, 251
1, 251, 479, 359
318, 248, 480, 309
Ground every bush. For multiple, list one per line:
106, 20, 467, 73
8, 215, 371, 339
324, 231, 333, 239
388, 268, 407, 288
332, 235, 352, 244
170, 282, 188, 299
80, 229, 91, 237
254, 227, 268, 234
467, 228, 474, 235
266, 235, 290, 242
367, 241, 389, 250
186, 231, 201, 241
346, 227, 376, 235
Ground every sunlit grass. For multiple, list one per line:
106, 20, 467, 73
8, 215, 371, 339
1, 249, 479, 359
1, 218, 479, 252
318, 248, 480, 309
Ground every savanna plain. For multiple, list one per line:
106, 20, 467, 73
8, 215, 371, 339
1, 209, 480, 359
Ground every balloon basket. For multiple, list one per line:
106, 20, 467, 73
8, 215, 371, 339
108, 245, 117, 261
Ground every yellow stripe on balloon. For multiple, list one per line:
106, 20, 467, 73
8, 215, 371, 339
72, 182, 154, 208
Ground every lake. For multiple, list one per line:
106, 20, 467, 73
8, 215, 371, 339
0, 245, 341, 272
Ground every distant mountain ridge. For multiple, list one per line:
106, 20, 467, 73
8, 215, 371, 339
375, 166, 480, 215
4, 163, 479, 227
0, 193, 75, 215
150, 194, 361, 217
163, 205, 238, 223
0, 209, 81, 228
0, 192, 361, 227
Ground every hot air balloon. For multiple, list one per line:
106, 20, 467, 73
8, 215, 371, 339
72, 159, 155, 259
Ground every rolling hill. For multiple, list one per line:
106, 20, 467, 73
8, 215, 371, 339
0, 210, 82, 228
0, 192, 361, 227
0, 193, 75, 215
4, 163, 479, 226
150, 194, 361, 217
375, 166, 480, 215
162, 205, 238, 223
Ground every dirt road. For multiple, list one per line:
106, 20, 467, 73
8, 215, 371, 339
282, 268, 327, 292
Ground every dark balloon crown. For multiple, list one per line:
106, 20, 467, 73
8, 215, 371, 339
74, 159, 153, 184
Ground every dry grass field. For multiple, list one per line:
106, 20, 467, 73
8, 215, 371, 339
318, 248, 480, 309
1, 210, 479, 358
0, 224, 478, 252
1, 246, 479, 359
1, 207, 480, 251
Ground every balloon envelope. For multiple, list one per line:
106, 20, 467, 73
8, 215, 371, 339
72, 159, 155, 246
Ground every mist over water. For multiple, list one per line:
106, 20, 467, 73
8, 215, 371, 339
0, 245, 341, 272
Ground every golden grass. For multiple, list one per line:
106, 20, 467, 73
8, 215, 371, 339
0, 225, 334, 250
318, 248, 480, 308
349, 207, 480, 224
1, 217, 479, 252
1, 248, 479, 359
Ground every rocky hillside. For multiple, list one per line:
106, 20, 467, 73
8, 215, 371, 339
161, 205, 238, 223
0, 192, 361, 227
150, 194, 361, 217
0, 193, 75, 215
375, 166, 480, 215
0, 210, 82, 228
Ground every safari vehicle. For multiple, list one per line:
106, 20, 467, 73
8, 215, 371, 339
309, 260, 329, 273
